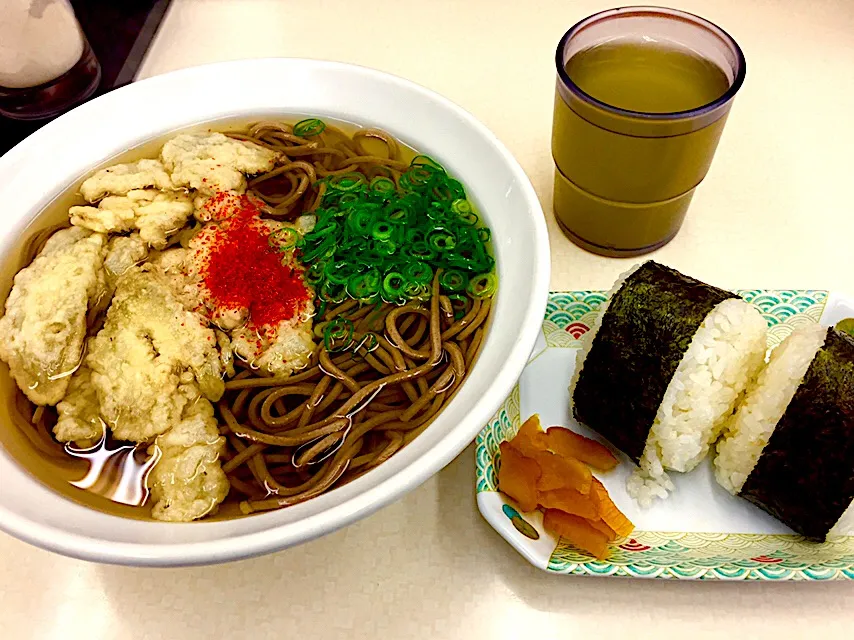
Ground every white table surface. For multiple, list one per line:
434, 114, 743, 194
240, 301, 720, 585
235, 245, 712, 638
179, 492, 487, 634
3, 0, 854, 637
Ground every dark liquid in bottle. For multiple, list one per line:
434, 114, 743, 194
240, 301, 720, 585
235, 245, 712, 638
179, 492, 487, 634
0, 39, 101, 121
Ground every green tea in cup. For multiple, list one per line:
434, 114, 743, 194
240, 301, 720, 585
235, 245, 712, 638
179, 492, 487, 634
552, 7, 746, 257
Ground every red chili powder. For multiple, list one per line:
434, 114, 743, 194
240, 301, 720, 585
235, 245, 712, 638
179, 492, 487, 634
195, 194, 309, 333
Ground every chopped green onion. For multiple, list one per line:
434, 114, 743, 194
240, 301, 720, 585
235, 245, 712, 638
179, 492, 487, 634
447, 293, 469, 320
440, 269, 467, 292
468, 273, 497, 298
293, 118, 326, 137
410, 155, 445, 173
300, 235, 336, 263
323, 317, 354, 352
371, 220, 395, 242
443, 178, 466, 200
324, 261, 358, 285
404, 263, 433, 284
307, 220, 339, 240
338, 193, 363, 208
268, 227, 300, 252
405, 166, 435, 186
294, 150, 496, 307
347, 208, 374, 235
428, 229, 456, 252
327, 173, 366, 192
320, 280, 347, 303
451, 198, 473, 214
305, 261, 326, 286
405, 228, 426, 244
403, 242, 436, 261
382, 271, 406, 300
404, 281, 429, 299
452, 199, 479, 225
375, 240, 397, 256
347, 269, 381, 300
370, 177, 396, 194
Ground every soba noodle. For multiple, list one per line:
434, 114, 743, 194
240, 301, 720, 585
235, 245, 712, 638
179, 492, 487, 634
218, 272, 490, 514
6, 118, 496, 520
236, 122, 410, 219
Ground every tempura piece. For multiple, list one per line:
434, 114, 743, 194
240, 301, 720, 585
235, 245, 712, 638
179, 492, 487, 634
104, 233, 149, 279
226, 216, 316, 374
70, 189, 194, 249
54, 364, 103, 443
161, 132, 279, 195
230, 310, 316, 377
87, 265, 224, 442
79, 159, 175, 202
152, 238, 255, 333
176, 205, 317, 375
149, 247, 205, 311
147, 388, 229, 522
193, 190, 246, 222
0, 227, 106, 405
215, 329, 235, 378
155, 236, 314, 376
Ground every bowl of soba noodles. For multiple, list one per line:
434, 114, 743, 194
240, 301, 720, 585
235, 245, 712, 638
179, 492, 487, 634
0, 59, 549, 566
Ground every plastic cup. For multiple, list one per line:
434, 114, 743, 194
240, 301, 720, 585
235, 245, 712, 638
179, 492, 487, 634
552, 6, 746, 257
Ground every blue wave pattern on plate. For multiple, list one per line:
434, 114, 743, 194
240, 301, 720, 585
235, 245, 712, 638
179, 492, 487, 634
476, 385, 519, 493
476, 290, 854, 581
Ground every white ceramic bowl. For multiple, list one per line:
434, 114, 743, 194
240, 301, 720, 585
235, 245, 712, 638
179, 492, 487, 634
0, 59, 549, 566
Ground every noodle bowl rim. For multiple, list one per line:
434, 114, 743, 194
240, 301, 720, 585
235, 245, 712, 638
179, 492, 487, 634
0, 58, 549, 566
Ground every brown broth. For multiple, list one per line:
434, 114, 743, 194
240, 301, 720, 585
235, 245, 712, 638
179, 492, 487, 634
0, 115, 485, 521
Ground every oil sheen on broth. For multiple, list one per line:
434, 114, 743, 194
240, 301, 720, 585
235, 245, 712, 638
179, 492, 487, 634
552, 39, 732, 253
0, 130, 210, 521
0, 117, 496, 521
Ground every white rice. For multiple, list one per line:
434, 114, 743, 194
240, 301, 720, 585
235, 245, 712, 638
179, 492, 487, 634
711, 324, 852, 537
713, 324, 827, 495
829, 500, 854, 537
569, 263, 769, 507
627, 298, 768, 506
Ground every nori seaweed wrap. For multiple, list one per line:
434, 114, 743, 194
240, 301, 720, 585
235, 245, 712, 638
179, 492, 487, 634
571, 261, 768, 505
735, 328, 854, 540
573, 262, 735, 461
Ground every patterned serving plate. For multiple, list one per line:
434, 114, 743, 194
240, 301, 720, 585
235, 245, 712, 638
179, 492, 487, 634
476, 290, 854, 580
